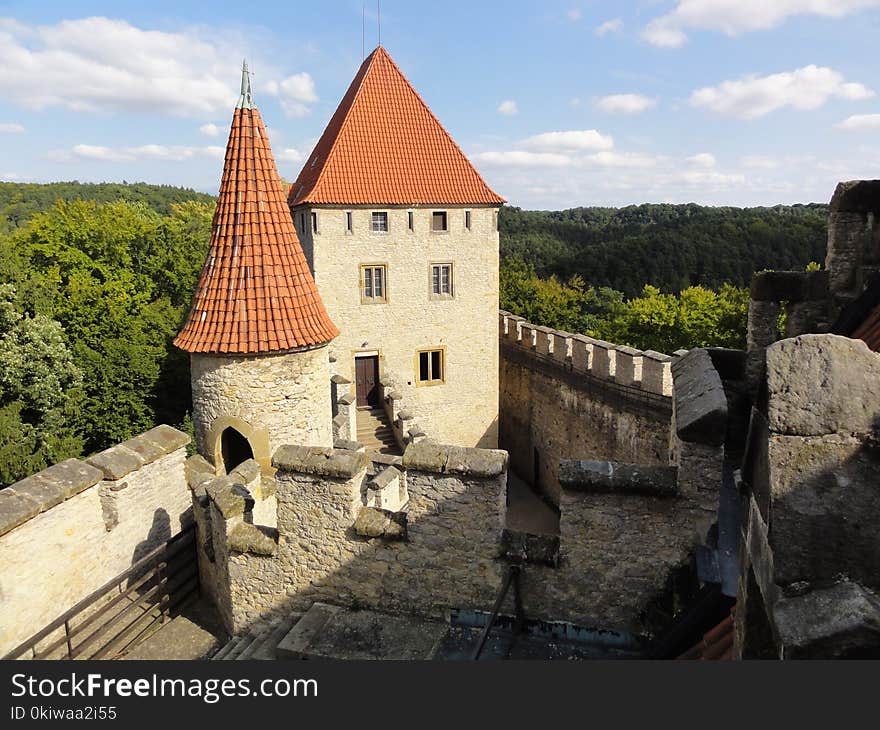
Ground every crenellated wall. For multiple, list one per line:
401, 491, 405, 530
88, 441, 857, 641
498, 311, 674, 504
0, 425, 192, 657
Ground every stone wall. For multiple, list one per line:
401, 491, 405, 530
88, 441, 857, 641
294, 205, 500, 449
191, 347, 333, 473
0, 425, 192, 657
498, 311, 673, 504
200, 441, 508, 635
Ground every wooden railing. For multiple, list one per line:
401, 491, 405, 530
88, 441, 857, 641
3, 525, 199, 660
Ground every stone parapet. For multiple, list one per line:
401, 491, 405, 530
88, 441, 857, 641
402, 440, 507, 477
559, 460, 678, 497
498, 311, 672, 396
273, 444, 370, 479
671, 349, 728, 446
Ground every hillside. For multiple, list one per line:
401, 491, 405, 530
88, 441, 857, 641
0, 181, 215, 231
499, 203, 828, 298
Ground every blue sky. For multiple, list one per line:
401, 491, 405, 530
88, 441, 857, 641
2, 0, 880, 208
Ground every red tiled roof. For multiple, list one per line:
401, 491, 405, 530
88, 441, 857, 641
677, 608, 736, 660
175, 104, 339, 355
289, 46, 505, 207
852, 303, 880, 352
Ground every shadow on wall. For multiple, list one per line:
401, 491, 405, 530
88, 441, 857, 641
127, 508, 172, 590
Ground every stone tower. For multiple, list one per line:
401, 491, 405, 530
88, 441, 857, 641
288, 46, 505, 448
175, 62, 339, 474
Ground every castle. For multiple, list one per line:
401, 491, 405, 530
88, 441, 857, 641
1, 47, 878, 661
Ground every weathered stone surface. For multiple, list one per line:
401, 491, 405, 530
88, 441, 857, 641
766, 334, 880, 436
205, 476, 254, 519
272, 444, 369, 478
333, 438, 364, 452
402, 440, 448, 472
768, 432, 880, 589
672, 349, 727, 445
403, 441, 506, 477
829, 179, 880, 214
330, 374, 351, 385
775, 581, 880, 659
0, 489, 41, 536
185, 454, 216, 496
230, 459, 261, 486
30, 459, 103, 499
8, 475, 64, 513
559, 460, 678, 498
141, 424, 190, 455
227, 522, 278, 556
750, 270, 828, 302
354, 507, 391, 537
87, 445, 146, 480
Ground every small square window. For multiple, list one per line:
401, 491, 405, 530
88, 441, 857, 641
417, 348, 444, 384
346, 211, 353, 232
432, 211, 447, 232
372, 211, 388, 232
311, 211, 318, 233
431, 263, 453, 298
360, 265, 387, 303
408, 210, 414, 231
465, 210, 471, 230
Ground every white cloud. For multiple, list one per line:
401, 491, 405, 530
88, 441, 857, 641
199, 123, 220, 137
690, 65, 874, 119
49, 143, 225, 163
595, 94, 657, 115
596, 18, 624, 36
474, 150, 573, 168
520, 129, 614, 153
497, 100, 518, 116
1, 172, 20, 180
741, 155, 778, 168
567, 9, 582, 22
836, 113, 880, 130
687, 152, 716, 167
0, 17, 316, 118
643, 0, 880, 47
277, 147, 305, 164
0, 122, 24, 133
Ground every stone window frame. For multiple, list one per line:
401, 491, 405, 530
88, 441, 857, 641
359, 263, 389, 304
371, 211, 389, 233
429, 261, 454, 300
414, 346, 446, 386
431, 210, 448, 233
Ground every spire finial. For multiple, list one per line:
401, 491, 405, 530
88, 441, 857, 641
237, 58, 254, 109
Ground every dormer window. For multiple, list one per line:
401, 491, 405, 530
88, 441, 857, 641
432, 211, 447, 232
372, 211, 388, 233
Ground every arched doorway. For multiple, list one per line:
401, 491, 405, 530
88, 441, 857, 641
221, 427, 254, 474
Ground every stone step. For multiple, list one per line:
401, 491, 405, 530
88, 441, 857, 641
251, 615, 302, 660
277, 603, 342, 660
211, 634, 243, 660
236, 629, 270, 660
224, 632, 258, 660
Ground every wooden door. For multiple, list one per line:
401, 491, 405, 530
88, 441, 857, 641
355, 355, 379, 408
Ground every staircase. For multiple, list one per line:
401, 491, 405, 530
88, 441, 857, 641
356, 407, 400, 455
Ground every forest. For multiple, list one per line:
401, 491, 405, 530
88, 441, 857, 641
0, 182, 828, 486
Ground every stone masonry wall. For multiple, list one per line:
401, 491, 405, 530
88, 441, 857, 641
191, 347, 333, 472
499, 312, 673, 504
0, 425, 192, 657
294, 205, 500, 449
203, 442, 507, 634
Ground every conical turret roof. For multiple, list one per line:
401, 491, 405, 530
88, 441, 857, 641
289, 46, 504, 206
175, 63, 339, 355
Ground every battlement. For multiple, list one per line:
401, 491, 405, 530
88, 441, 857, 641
499, 311, 673, 398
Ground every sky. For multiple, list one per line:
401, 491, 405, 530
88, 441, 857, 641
2, 0, 880, 209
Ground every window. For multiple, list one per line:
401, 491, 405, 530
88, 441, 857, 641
417, 348, 444, 384
408, 210, 414, 231
372, 211, 388, 232
300, 213, 306, 232
311, 211, 318, 233
465, 210, 471, 230
432, 211, 447, 232
431, 263, 453, 298
360, 264, 387, 303
346, 211, 353, 232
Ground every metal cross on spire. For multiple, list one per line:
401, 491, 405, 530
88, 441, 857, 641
236, 59, 254, 109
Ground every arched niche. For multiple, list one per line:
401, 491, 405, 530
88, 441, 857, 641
204, 415, 272, 474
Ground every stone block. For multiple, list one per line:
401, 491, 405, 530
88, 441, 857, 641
28, 458, 103, 499
354, 507, 407, 541
140, 424, 190, 455
559, 460, 678, 497
750, 270, 827, 303
641, 351, 672, 395
272, 444, 369, 479
766, 334, 880, 437
672, 348, 727, 446
590, 341, 617, 380
0, 489, 41, 537
205, 476, 255, 519
775, 581, 880, 659
551, 332, 571, 363
615, 346, 644, 387
367, 465, 404, 511
519, 323, 538, 349
87, 445, 146, 481
570, 335, 594, 371
446, 446, 508, 477
227, 522, 278, 556
333, 438, 365, 452
535, 326, 554, 356
829, 179, 880, 215
8, 475, 64, 513
504, 315, 524, 343
401, 440, 448, 472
